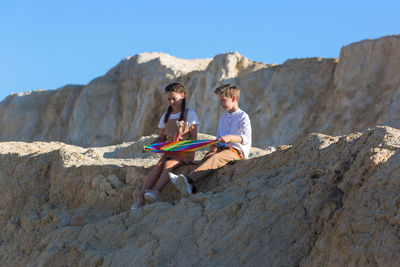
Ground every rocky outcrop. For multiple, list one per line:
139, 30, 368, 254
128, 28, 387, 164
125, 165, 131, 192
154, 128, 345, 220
1, 36, 400, 148
1, 126, 399, 266
0, 85, 83, 142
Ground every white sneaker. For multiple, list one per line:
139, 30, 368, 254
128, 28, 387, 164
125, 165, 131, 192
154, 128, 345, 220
130, 197, 144, 210
170, 173, 192, 197
144, 189, 160, 203
168, 172, 179, 185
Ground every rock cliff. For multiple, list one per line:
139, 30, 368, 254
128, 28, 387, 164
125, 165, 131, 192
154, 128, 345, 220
1, 126, 399, 266
1, 35, 400, 148
2, 34, 400, 266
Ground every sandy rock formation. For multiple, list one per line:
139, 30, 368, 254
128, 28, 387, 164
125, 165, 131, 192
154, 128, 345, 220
1, 126, 399, 266
0, 85, 83, 142
1, 35, 400, 148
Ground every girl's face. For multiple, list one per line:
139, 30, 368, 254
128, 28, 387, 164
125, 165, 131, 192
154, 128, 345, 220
166, 91, 185, 111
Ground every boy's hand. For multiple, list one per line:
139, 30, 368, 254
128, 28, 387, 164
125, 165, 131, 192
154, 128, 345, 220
142, 145, 147, 153
219, 135, 242, 144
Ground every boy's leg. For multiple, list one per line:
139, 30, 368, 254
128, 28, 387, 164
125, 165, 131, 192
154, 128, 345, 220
188, 148, 240, 182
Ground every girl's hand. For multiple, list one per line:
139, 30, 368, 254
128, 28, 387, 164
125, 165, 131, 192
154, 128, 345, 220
142, 145, 146, 153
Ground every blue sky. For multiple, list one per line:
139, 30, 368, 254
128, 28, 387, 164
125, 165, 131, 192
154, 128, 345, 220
1, 0, 399, 101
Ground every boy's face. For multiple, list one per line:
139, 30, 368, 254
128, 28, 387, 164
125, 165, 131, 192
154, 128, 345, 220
218, 94, 237, 112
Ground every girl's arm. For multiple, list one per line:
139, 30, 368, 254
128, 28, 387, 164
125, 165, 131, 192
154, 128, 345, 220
153, 128, 166, 143
143, 128, 166, 153
189, 124, 198, 141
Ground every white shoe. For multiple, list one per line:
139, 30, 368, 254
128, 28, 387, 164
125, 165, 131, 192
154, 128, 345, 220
168, 172, 179, 185
169, 173, 192, 197
144, 189, 160, 203
130, 197, 144, 210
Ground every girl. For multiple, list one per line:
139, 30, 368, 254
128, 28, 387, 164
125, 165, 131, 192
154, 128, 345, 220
130, 82, 200, 210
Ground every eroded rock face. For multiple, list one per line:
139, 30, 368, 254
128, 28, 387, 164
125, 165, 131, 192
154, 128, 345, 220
1, 36, 400, 148
1, 127, 399, 266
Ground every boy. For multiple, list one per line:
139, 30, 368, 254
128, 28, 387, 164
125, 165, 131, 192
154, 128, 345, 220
168, 84, 252, 196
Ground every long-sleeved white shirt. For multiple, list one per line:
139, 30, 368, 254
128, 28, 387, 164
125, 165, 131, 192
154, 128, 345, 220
216, 108, 252, 158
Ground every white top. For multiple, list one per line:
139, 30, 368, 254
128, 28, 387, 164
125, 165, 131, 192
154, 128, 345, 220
216, 108, 252, 158
158, 109, 200, 128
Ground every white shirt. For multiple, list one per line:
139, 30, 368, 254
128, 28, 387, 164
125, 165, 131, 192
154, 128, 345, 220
158, 109, 200, 128
216, 108, 252, 158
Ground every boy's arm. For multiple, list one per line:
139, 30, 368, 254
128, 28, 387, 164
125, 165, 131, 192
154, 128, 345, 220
219, 115, 251, 145
238, 114, 252, 145
218, 135, 242, 143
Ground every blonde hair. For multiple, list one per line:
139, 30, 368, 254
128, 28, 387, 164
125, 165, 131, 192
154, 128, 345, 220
214, 84, 240, 102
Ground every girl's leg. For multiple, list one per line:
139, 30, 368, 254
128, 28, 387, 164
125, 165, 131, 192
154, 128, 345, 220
139, 160, 164, 198
153, 159, 183, 192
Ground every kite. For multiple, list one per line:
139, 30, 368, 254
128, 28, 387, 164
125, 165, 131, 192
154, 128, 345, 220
144, 139, 240, 155
144, 139, 219, 153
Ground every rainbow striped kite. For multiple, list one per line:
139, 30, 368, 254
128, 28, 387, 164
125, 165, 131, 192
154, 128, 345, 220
144, 139, 220, 153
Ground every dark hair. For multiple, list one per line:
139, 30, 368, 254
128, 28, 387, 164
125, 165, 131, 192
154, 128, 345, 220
164, 82, 186, 124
